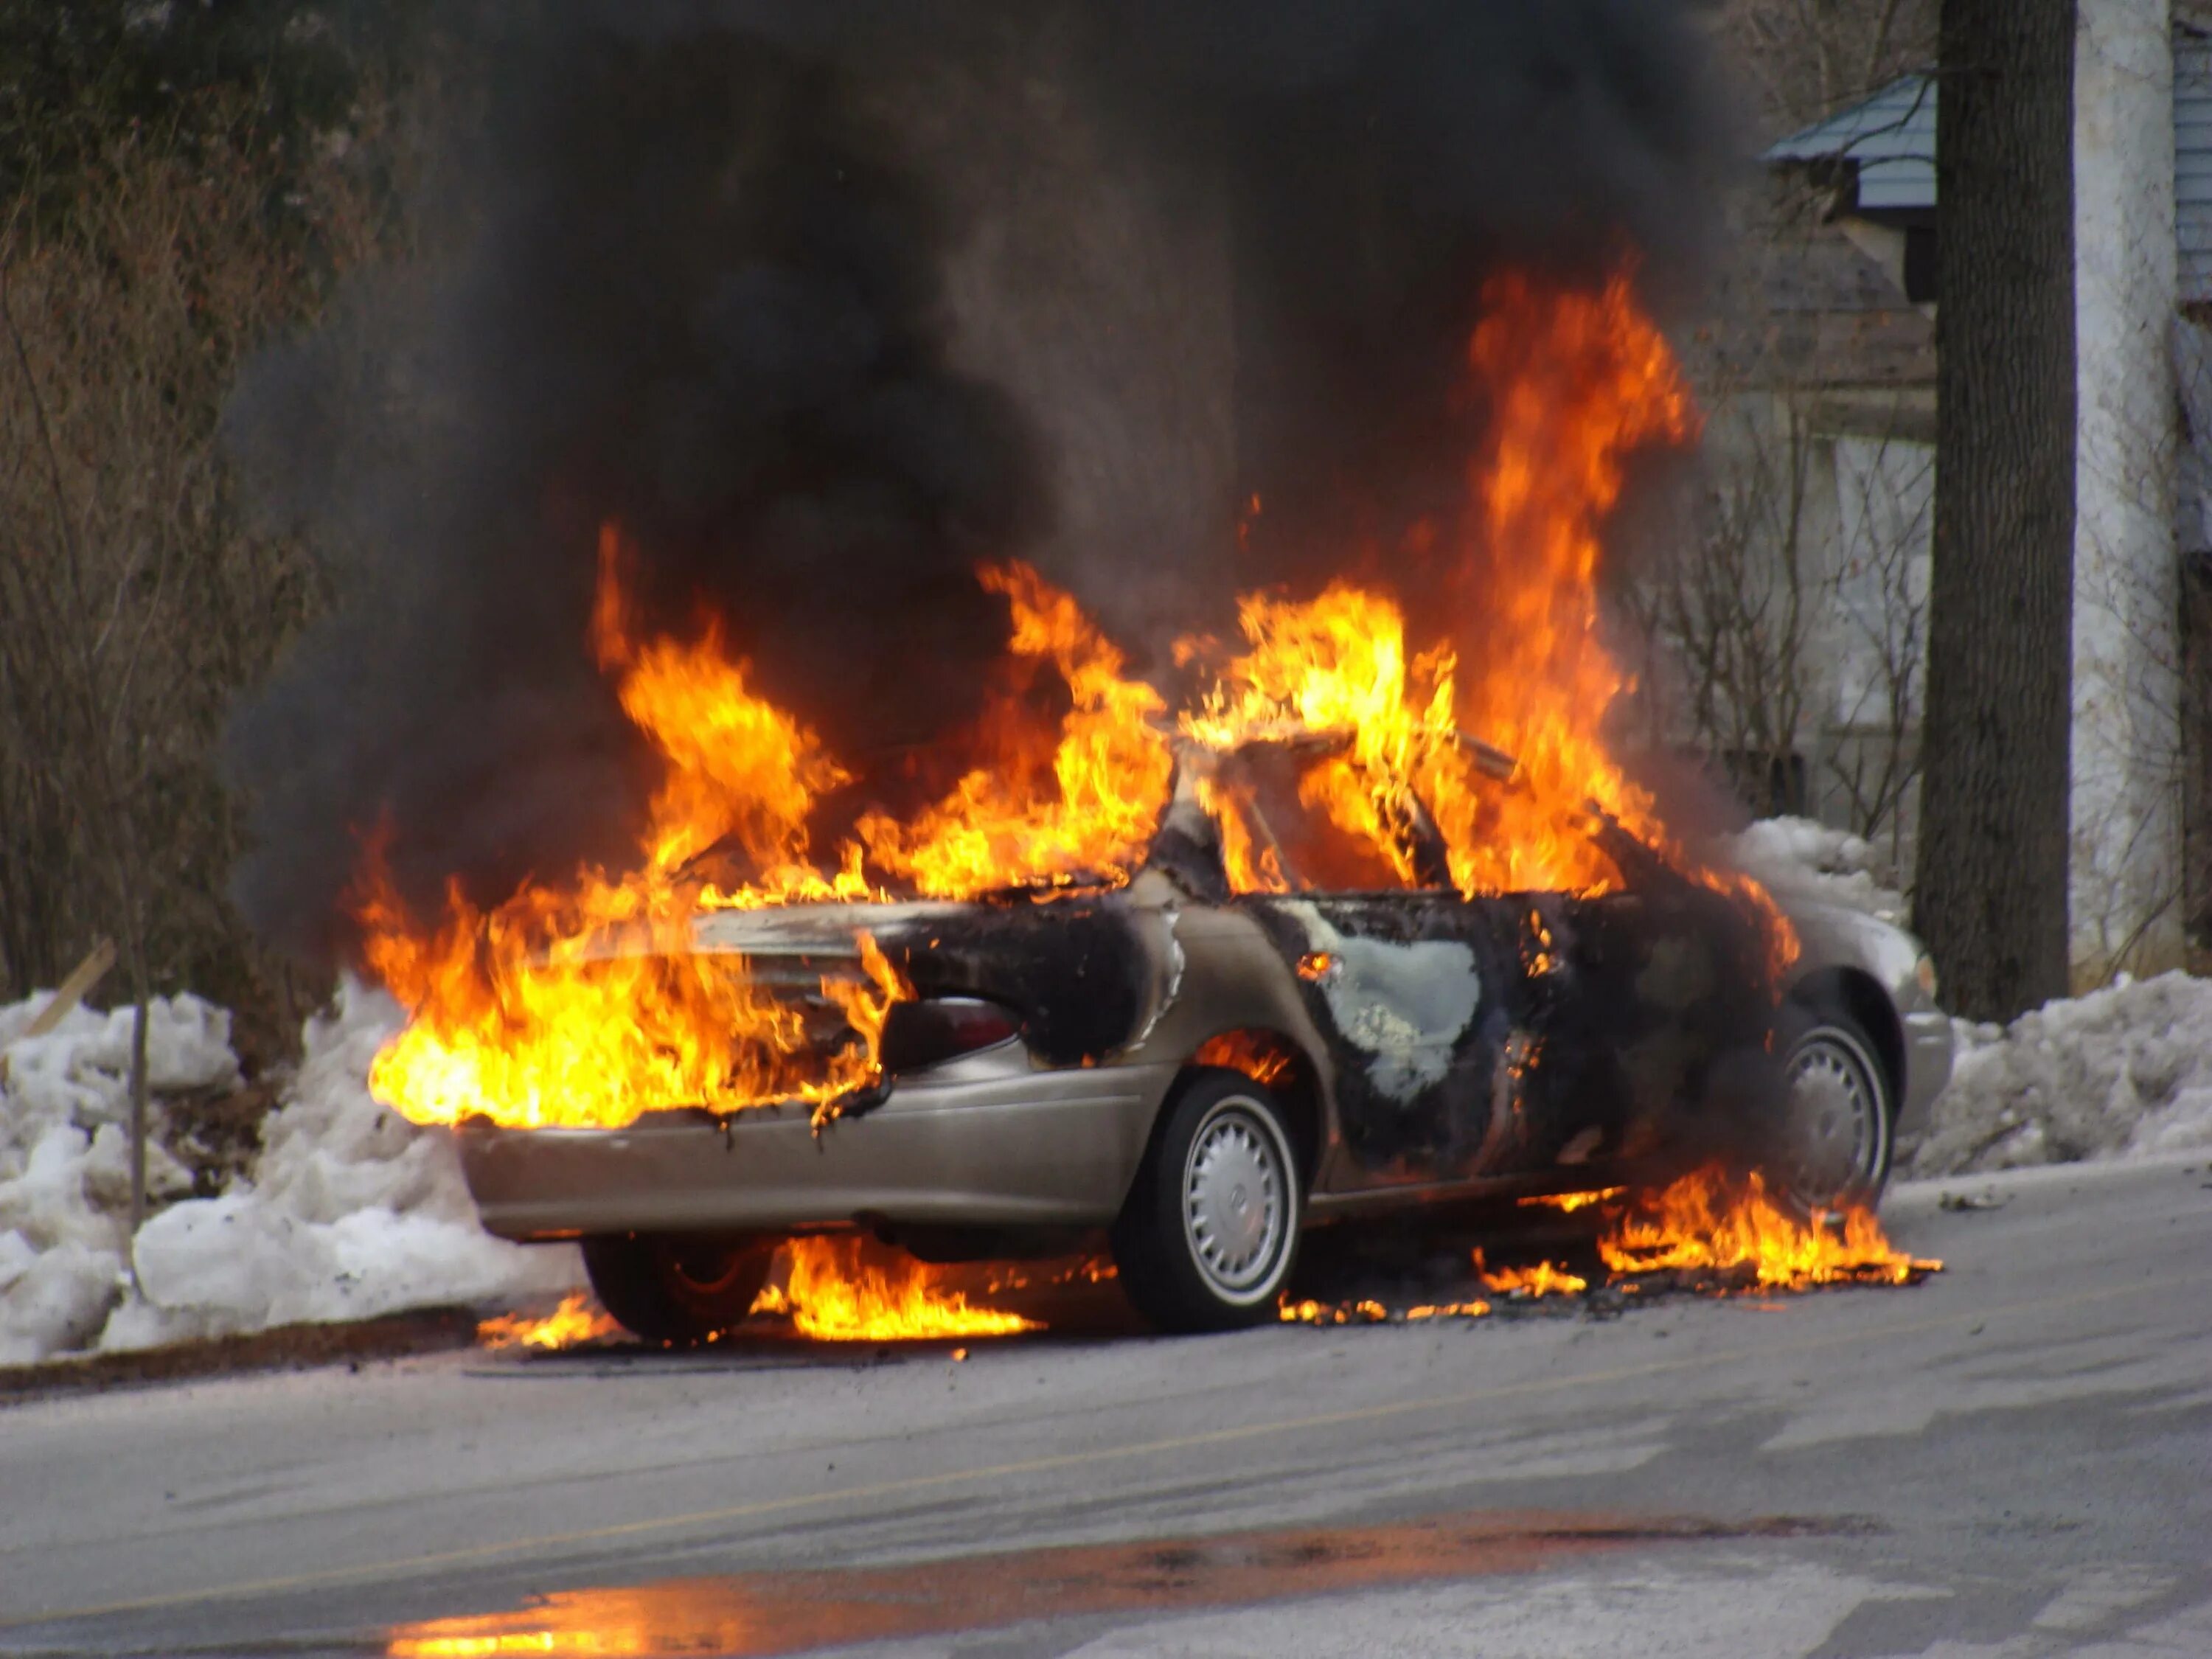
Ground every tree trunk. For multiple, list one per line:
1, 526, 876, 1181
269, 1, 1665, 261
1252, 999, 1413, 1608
1914, 0, 2077, 1022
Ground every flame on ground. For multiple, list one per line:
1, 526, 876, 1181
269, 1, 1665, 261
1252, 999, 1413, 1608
1474, 1252, 1588, 1298
1596, 1166, 1941, 1289
477, 1293, 623, 1352
754, 1237, 1040, 1341
479, 1244, 1059, 1354
1278, 1298, 1495, 1326
1281, 1166, 1939, 1326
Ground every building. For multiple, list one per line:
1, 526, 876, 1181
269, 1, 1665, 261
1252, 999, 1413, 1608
1721, 0, 2206, 983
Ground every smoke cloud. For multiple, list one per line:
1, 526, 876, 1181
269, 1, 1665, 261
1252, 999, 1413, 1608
225, 0, 1730, 960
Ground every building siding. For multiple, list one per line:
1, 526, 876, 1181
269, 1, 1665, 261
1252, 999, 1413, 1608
2179, 27, 2212, 301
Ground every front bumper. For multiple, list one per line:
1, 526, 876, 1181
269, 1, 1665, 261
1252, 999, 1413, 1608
1895, 1009, 1954, 1151
458, 1055, 1178, 1241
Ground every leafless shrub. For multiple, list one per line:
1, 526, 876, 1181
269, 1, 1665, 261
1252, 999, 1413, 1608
0, 96, 390, 1056
1621, 377, 1931, 885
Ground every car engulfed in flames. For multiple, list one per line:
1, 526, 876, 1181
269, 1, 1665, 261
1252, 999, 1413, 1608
354, 271, 1952, 1341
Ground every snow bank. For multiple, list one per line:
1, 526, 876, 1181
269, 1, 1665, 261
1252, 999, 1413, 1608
1908, 971, 2212, 1176
0, 994, 223, 1363
0, 981, 576, 1366
1718, 817, 1905, 924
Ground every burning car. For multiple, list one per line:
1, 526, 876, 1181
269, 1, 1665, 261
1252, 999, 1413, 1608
450, 732, 1950, 1340
345, 275, 1955, 1342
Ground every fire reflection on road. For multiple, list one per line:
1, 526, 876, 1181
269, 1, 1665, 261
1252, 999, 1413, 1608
383, 1509, 1832, 1657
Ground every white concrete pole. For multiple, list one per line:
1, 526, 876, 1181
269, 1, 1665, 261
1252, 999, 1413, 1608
2072, 0, 2187, 980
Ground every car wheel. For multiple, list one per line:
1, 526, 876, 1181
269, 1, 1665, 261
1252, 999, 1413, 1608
581, 1232, 777, 1346
1112, 1068, 1302, 1334
1768, 1003, 1894, 1215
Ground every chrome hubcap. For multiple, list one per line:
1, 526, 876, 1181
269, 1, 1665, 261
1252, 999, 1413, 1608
1184, 1102, 1287, 1298
1781, 1034, 1880, 1208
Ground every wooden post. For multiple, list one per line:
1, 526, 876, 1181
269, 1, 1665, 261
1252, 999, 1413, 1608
128, 990, 150, 1294
19, 939, 116, 1038
0, 939, 116, 1091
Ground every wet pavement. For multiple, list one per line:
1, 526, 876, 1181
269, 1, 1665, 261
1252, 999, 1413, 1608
0, 1156, 2206, 1658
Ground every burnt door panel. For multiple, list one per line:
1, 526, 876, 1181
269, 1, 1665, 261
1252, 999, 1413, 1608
1241, 883, 1778, 1189
1238, 893, 1522, 1183
1501, 888, 1781, 1176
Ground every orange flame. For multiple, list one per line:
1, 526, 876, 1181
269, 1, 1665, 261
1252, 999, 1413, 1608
857, 562, 1172, 896
358, 270, 1794, 1171
1277, 1298, 1494, 1325
755, 1237, 1040, 1340
1177, 272, 1792, 976
1517, 1187, 1626, 1214
475, 1246, 1051, 1352
1474, 1252, 1588, 1298
1597, 1166, 1939, 1290
1281, 1168, 1937, 1326
477, 1293, 622, 1351
356, 549, 1155, 1134
1192, 1029, 1297, 1088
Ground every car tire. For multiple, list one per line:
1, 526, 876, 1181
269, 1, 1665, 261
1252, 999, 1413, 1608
1112, 1068, 1302, 1334
1767, 1001, 1895, 1215
581, 1232, 777, 1346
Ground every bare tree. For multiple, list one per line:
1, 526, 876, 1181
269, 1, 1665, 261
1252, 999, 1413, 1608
1717, 0, 1940, 131
1913, 0, 2077, 1022
1627, 393, 1818, 819
0, 100, 387, 1057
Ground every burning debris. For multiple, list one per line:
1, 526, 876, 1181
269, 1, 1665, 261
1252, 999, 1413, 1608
1475, 1255, 1590, 1299
478, 1293, 621, 1352
1279, 1298, 1494, 1327
756, 1239, 1040, 1341
1281, 1165, 1941, 1329
476, 1242, 1121, 1352
1596, 1167, 1941, 1290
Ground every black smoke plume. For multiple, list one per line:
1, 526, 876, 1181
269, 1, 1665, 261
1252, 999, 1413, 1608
225, 0, 1730, 961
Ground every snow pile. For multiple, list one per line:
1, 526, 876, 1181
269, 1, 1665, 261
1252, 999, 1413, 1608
0, 981, 575, 1366
1910, 972, 2212, 1176
0, 995, 230, 1363
1719, 817, 1905, 924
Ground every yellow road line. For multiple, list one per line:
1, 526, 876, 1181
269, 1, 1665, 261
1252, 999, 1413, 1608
7, 1270, 2199, 1630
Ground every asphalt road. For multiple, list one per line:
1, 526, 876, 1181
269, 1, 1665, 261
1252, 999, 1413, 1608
1, 1154, 2207, 1658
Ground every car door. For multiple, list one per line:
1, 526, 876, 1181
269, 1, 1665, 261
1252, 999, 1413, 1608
1206, 749, 1773, 1192
1206, 747, 1528, 1186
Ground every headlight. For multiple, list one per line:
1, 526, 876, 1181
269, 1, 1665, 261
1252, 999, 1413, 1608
1914, 954, 1939, 999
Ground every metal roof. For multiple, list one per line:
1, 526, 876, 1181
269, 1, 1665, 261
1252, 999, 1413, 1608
1762, 75, 1937, 214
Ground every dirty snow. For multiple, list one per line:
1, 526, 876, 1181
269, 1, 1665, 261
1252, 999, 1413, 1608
1906, 971, 2212, 1177
0, 981, 575, 1366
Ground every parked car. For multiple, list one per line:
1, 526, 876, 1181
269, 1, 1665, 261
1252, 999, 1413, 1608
456, 743, 1952, 1338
